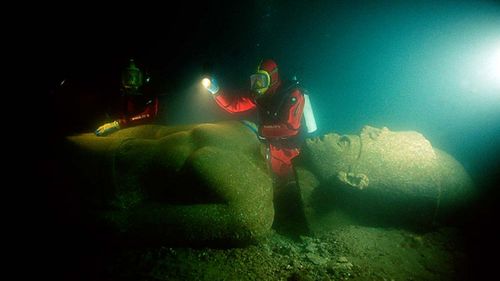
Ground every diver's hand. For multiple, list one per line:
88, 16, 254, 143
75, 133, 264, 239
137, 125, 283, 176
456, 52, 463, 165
202, 77, 219, 95
95, 121, 120, 136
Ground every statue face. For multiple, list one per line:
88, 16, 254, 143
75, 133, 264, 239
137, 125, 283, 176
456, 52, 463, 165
301, 125, 439, 187
302, 133, 361, 181
306, 133, 360, 161
303, 126, 395, 168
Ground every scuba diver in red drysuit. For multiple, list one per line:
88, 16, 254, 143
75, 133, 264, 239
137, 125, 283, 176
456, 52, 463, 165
203, 59, 317, 184
95, 59, 159, 136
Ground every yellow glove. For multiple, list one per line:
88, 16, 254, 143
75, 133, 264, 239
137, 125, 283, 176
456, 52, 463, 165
95, 121, 120, 136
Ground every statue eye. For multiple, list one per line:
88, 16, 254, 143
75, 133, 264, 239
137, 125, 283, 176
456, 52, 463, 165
337, 135, 351, 148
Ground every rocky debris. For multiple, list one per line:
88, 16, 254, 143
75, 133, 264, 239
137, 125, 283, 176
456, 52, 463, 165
102, 225, 466, 281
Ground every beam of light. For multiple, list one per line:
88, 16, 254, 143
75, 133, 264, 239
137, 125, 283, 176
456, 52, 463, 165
487, 46, 500, 86
459, 40, 500, 95
200, 77, 219, 94
477, 41, 500, 89
201, 77, 211, 89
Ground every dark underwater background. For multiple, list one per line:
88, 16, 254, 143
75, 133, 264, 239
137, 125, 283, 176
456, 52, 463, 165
45, 0, 499, 176
39, 0, 499, 280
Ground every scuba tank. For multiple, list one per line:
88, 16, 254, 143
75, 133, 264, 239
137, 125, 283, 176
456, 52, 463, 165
303, 92, 317, 133
292, 75, 317, 134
